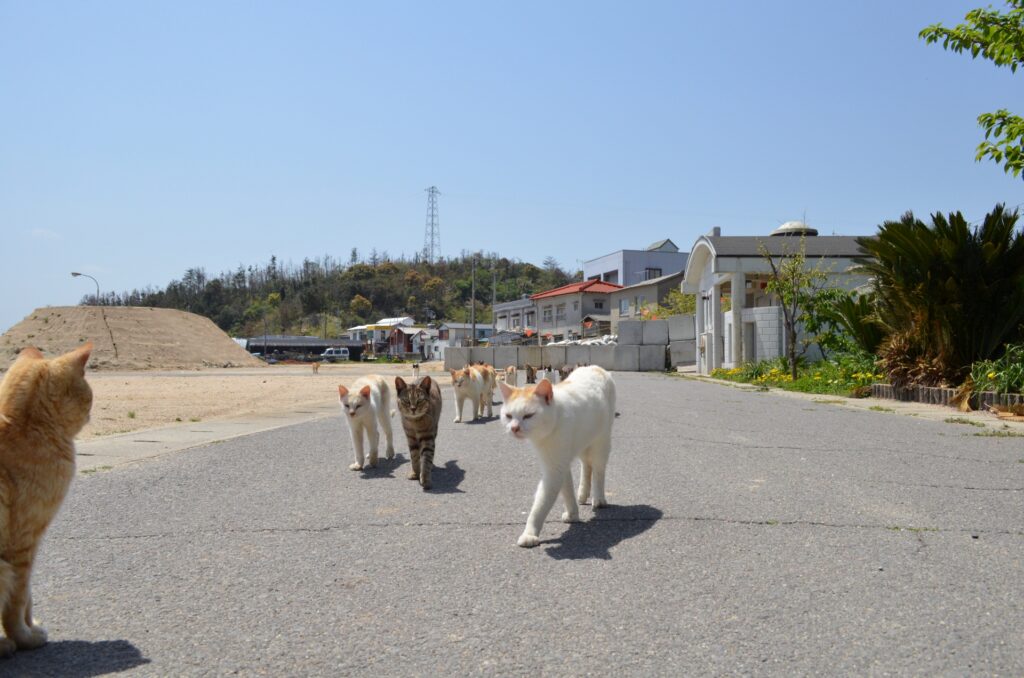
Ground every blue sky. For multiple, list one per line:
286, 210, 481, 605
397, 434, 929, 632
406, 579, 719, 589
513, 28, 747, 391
2, 1, 1021, 333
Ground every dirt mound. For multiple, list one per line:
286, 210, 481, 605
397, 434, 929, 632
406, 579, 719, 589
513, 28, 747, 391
0, 306, 263, 371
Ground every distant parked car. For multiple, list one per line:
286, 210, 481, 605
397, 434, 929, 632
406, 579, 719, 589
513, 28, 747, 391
319, 347, 350, 362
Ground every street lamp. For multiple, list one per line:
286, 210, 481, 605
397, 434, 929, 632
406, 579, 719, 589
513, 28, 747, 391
71, 272, 100, 305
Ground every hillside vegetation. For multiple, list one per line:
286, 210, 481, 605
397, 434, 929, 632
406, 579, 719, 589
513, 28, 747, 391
94, 251, 575, 337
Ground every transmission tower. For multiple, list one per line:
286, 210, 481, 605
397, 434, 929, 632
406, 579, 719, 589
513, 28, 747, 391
423, 186, 441, 263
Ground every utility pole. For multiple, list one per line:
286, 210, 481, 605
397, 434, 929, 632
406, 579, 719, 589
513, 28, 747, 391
491, 267, 497, 338
470, 256, 477, 348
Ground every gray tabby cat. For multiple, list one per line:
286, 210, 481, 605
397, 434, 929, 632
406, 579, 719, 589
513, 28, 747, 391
395, 376, 443, 490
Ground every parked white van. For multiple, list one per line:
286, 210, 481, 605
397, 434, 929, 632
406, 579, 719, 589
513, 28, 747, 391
319, 347, 350, 362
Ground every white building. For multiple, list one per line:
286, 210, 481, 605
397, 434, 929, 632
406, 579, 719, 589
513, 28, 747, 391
584, 238, 689, 286
682, 223, 869, 375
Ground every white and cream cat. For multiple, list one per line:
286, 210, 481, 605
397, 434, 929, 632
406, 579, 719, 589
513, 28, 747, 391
449, 365, 495, 422
338, 375, 395, 471
498, 365, 616, 547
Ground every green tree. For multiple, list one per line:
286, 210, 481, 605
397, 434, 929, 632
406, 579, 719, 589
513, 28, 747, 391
760, 239, 830, 380
655, 288, 696, 317
855, 205, 1024, 387
921, 1, 1024, 177
349, 294, 372, 320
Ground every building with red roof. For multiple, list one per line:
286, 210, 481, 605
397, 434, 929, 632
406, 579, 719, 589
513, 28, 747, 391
528, 279, 623, 342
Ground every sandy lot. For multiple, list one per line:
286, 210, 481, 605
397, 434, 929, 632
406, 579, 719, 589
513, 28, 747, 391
81, 361, 449, 439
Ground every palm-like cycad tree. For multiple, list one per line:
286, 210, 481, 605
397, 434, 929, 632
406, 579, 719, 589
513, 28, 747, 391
856, 204, 1024, 386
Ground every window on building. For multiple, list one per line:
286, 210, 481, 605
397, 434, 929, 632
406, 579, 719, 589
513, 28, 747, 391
555, 304, 566, 322
573, 301, 579, 312
619, 298, 630, 316
594, 300, 604, 310
644, 268, 662, 280
542, 306, 553, 323
603, 270, 619, 284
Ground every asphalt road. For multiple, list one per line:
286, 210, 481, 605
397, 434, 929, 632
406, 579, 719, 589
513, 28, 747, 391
8, 373, 1024, 676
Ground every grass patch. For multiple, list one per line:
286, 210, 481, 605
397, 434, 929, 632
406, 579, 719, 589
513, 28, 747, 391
944, 417, 985, 427
189, 417, 201, 422
869, 405, 895, 413
127, 411, 136, 419
81, 465, 114, 475
812, 398, 845, 405
710, 354, 881, 398
974, 429, 1024, 438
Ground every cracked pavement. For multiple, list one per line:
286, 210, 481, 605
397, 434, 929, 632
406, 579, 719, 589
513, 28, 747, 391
8, 372, 1024, 676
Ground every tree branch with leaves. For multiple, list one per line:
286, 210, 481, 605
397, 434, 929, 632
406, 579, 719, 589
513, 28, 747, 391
921, 1, 1024, 178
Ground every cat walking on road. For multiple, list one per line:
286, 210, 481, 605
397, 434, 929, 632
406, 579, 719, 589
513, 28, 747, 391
498, 365, 616, 548
395, 376, 442, 490
338, 376, 395, 471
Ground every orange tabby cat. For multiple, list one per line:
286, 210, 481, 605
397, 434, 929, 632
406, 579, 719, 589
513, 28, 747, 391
0, 343, 93, 656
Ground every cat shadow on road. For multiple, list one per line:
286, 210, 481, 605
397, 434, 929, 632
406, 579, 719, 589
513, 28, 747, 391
5, 639, 150, 677
465, 415, 499, 425
544, 504, 663, 560
428, 459, 465, 493
359, 453, 406, 479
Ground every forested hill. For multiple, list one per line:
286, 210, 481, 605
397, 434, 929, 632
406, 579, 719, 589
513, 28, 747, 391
96, 251, 575, 337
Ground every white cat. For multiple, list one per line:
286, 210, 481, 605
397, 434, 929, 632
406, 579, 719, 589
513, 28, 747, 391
338, 375, 395, 470
498, 365, 616, 548
450, 365, 493, 422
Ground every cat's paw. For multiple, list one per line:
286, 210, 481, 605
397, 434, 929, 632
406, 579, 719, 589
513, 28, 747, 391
0, 637, 15, 658
349, 463, 363, 471
385, 447, 395, 460
14, 625, 47, 650
407, 471, 420, 480
561, 511, 580, 523
420, 479, 432, 491
366, 458, 378, 468
517, 533, 540, 548
453, 417, 462, 423
577, 493, 591, 505
592, 498, 608, 509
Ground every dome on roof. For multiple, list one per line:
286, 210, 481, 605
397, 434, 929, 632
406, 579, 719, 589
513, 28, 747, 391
771, 221, 818, 237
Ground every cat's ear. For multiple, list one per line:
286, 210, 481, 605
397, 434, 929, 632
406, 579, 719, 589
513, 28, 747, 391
535, 379, 553, 405
69, 341, 93, 373
359, 385, 371, 399
395, 376, 407, 393
419, 376, 432, 393
498, 380, 515, 401
18, 346, 45, 361
338, 385, 349, 399
449, 369, 458, 379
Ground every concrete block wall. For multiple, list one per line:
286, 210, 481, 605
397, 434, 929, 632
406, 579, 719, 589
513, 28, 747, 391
565, 345, 591, 367
669, 340, 696, 367
590, 345, 616, 370
618, 320, 643, 345
668, 314, 696, 341
542, 346, 567, 368
444, 347, 470, 370
638, 345, 667, 371
519, 346, 543, 369
642, 320, 669, 345
614, 345, 639, 371
749, 306, 783, 362
493, 347, 518, 369
469, 347, 495, 366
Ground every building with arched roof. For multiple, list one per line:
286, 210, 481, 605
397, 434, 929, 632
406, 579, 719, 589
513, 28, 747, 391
681, 224, 871, 374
